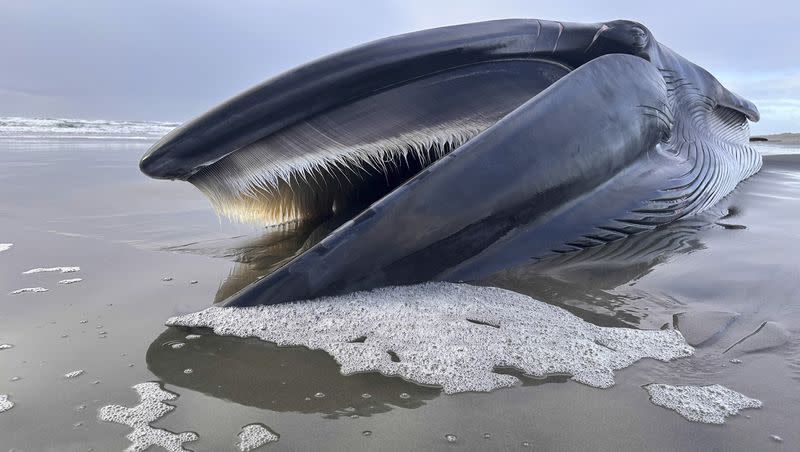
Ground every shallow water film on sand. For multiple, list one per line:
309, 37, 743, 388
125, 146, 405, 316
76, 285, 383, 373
0, 134, 799, 450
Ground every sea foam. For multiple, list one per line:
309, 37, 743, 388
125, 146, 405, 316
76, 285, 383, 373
237, 424, 279, 451
64, 369, 84, 379
0, 243, 12, 253
168, 282, 694, 393
22, 266, 79, 274
0, 394, 13, 413
98, 382, 198, 452
644, 384, 762, 424
10, 287, 48, 294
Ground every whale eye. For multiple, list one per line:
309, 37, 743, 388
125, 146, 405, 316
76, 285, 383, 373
630, 27, 648, 48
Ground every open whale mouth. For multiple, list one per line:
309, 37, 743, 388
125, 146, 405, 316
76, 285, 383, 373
186, 60, 569, 225
139, 20, 596, 226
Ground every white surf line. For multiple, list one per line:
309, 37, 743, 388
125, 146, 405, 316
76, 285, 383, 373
644, 383, 762, 424
10, 287, 48, 295
0, 243, 12, 253
98, 382, 198, 452
22, 266, 79, 274
58, 278, 82, 285
168, 282, 694, 394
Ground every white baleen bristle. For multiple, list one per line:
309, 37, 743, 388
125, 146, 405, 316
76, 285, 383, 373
189, 120, 490, 225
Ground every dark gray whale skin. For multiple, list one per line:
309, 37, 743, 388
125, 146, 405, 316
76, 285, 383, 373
139, 19, 761, 306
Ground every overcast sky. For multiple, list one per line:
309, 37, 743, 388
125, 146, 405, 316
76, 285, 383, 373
1, 0, 797, 133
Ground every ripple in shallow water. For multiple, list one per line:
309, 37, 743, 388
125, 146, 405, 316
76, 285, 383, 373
167, 282, 694, 393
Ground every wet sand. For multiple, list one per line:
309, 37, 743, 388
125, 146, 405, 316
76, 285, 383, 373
1, 137, 798, 451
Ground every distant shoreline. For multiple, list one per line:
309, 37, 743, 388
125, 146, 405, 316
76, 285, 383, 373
750, 133, 800, 145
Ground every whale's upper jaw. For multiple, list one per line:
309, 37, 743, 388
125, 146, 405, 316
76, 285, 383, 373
138, 19, 671, 226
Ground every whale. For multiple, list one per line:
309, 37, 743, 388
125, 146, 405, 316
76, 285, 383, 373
139, 19, 761, 306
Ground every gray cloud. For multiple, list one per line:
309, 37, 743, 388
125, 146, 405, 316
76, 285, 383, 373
0, 0, 797, 133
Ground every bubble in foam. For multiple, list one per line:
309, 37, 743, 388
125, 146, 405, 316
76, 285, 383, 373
98, 382, 198, 452
64, 369, 85, 379
644, 383, 762, 424
167, 282, 693, 394
58, 278, 83, 285
0, 243, 12, 252
236, 423, 279, 451
22, 266, 79, 274
0, 394, 13, 413
10, 287, 48, 294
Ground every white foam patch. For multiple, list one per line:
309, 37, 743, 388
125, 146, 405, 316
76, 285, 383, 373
64, 369, 84, 379
644, 384, 762, 424
0, 394, 13, 413
0, 243, 12, 253
58, 278, 83, 285
237, 424, 279, 451
10, 287, 48, 294
167, 283, 694, 393
0, 344, 13, 350
22, 266, 79, 274
98, 382, 198, 452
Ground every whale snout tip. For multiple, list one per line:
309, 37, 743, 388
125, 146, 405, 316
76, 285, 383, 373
139, 130, 202, 180
139, 145, 187, 180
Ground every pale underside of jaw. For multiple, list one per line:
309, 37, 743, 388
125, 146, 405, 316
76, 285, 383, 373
188, 120, 492, 226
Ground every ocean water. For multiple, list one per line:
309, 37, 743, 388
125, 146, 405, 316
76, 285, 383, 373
0, 119, 798, 451
0, 116, 177, 141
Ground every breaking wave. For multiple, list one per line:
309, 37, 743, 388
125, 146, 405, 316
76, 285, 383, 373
0, 116, 177, 141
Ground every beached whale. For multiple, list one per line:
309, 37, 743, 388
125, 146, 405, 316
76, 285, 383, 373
139, 19, 761, 306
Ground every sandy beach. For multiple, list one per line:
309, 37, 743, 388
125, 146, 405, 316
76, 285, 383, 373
0, 125, 796, 450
